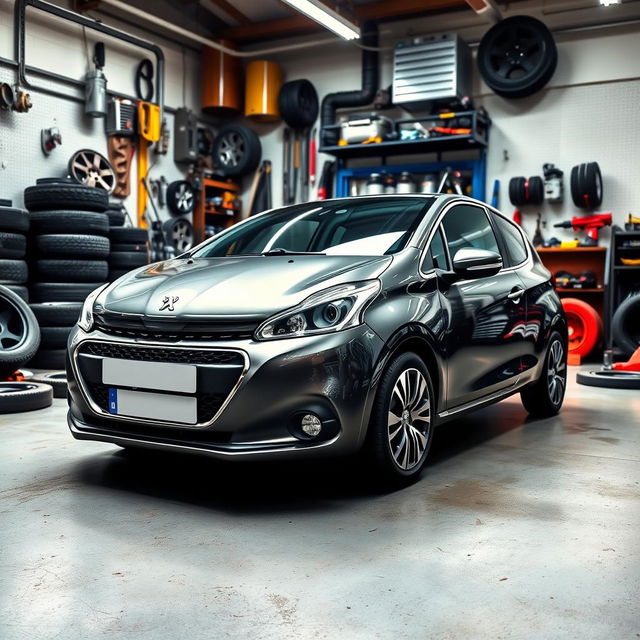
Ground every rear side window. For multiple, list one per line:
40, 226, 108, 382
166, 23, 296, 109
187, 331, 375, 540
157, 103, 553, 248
441, 205, 500, 259
492, 213, 529, 265
426, 227, 448, 271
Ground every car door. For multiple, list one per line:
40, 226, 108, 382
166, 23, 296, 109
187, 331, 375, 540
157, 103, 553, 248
435, 203, 527, 409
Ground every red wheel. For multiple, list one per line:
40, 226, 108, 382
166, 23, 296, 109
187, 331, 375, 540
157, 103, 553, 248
561, 297, 601, 357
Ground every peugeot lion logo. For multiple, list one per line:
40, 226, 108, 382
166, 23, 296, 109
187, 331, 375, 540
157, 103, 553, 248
159, 295, 179, 312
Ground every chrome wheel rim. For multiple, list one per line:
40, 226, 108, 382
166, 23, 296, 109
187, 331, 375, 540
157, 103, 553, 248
388, 368, 431, 471
171, 219, 194, 252
176, 182, 194, 213
219, 132, 244, 167
70, 149, 115, 193
547, 340, 566, 406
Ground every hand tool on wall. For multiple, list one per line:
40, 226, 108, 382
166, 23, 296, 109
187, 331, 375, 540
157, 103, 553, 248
532, 213, 544, 247
282, 127, 291, 205
137, 101, 161, 228
309, 127, 317, 191
317, 160, 335, 200
624, 214, 640, 231
554, 213, 612, 247
292, 132, 300, 203
41, 127, 62, 156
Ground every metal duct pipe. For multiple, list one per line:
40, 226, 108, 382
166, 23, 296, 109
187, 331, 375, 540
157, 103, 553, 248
320, 21, 379, 146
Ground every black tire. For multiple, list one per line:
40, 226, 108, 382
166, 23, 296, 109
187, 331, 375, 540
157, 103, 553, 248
576, 370, 640, 390
528, 176, 544, 205
110, 243, 147, 253
36, 177, 74, 185
28, 348, 67, 370
521, 331, 567, 417
30, 282, 106, 303
106, 208, 126, 226
31, 371, 67, 398
611, 294, 640, 356
0, 198, 12, 207
0, 207, 29, 233
166, 181, 195, 216
24, 183, 109, 212
477, 15, 557, 99
508, 177, 527, 206
5, 285, 28, 302
34, 260, 108, 283
40, 326, 74, 349
36, 234, 110, 258
29, 210, 109, 236
366, 352, 434, 484
0, 259, 28, 284
0, 232, 27, 258
30, 302, 82, 326
0, 382, 53, 414
570, 162, 603, 210
109, 252, 148, 269
109, 269, 134, 281
213, 124, 261, 177
278, 79, 319, 129
0, 285, 41, 377
109, 227, 148, 244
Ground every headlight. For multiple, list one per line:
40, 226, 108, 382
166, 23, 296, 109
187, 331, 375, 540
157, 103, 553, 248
255, 280, 380, 340
78, 284, 110, 332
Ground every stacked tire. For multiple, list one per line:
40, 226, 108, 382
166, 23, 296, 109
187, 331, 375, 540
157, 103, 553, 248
25, 180, 110, 369
0, 205, 30, 302
108, 226, 150, 282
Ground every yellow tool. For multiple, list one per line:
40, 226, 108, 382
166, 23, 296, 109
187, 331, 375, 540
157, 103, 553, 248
625, 213, 640, 231
621, 258, 640, 266
136, 101, 161, 228
560, 239, 580, 249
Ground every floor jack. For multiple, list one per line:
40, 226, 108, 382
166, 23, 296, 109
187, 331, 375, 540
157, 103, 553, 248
577, 347, 640, 389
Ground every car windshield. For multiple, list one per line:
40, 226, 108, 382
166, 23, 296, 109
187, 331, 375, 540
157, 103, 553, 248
192, 197, 435, 258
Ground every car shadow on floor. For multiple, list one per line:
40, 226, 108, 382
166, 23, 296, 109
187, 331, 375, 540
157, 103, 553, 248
71, 399, 529, 513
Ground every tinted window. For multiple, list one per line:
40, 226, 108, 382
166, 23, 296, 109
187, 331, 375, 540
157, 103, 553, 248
422, 227, 448, 271
441, 205, 499, 259
492, 213, 528, 265
193, 197, 435, 258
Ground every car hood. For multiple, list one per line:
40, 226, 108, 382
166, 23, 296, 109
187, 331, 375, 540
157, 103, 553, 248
101, 254, 392, 322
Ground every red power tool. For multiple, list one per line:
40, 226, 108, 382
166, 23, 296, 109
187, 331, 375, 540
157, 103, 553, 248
554, 213, 612, 246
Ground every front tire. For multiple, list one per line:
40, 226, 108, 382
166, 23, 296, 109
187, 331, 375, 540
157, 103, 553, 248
521, 332, 567, 417
367, 352, 434, 484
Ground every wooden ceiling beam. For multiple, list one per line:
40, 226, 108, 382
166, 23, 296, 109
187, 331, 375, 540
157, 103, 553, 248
358, 0, 465, 21
205, 0, 251, 25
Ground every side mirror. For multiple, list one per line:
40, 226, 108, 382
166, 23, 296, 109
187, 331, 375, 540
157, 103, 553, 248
452, 248, 503, 279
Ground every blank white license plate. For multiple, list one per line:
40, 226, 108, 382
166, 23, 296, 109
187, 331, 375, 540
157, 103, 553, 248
108, 388, 197, 425
102, 357, 196, 393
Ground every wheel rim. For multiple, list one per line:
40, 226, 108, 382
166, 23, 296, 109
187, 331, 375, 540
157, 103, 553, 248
171, 220, 194, 252
566, 311, 585, 351
387, 368, 431, 471
69, 150, 116, 193
176, 183, 194, 213
547, 340, 566, 406
0, 297, 27, 352
218, 132, 245, 167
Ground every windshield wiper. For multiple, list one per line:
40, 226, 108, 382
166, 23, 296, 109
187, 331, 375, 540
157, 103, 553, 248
261, 248, 326, 256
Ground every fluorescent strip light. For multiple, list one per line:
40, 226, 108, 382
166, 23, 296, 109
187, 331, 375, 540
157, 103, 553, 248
281, 0, 360, 40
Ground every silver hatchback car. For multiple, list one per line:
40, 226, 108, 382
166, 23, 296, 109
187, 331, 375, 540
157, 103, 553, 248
67, 195, 567, 483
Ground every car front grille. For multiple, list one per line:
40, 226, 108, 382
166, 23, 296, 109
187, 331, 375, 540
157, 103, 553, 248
82, 341, 244, 366
76, 341, 246, 426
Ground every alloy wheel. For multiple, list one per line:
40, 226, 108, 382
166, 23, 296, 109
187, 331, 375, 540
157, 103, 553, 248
0, 298, 26, 351
547, 340, 566, 406
387, 367, 431, 471
69, 149, 116, 193
218, 132, 245, 168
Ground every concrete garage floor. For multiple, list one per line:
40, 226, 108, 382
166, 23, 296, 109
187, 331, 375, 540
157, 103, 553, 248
1, 372, 639, 639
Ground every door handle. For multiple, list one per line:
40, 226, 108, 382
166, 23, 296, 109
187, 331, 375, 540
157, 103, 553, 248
507, 287, 525, 302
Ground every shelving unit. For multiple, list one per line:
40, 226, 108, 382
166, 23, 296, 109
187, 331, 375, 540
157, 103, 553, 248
319, 109, 490, 202
193, 176, 241, 244
536, 246, 608, 319
605, 227, 640, 350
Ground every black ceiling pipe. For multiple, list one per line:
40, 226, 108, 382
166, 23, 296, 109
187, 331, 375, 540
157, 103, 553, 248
320, 21, 379, 146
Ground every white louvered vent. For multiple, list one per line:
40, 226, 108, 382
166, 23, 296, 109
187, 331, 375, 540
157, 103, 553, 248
393, 33, 471, 110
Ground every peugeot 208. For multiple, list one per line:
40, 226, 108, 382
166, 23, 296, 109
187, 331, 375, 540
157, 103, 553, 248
67, 195, 567, 483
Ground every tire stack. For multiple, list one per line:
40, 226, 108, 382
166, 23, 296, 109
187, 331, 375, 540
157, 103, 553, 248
107, 203, 150, 281
25, 180, 110, 370
0, 206, 30, 302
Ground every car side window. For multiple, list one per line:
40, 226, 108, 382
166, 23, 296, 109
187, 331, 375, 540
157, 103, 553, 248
492, 213, 529, 266
423, 227, 448, 271
440, 205, 500, 260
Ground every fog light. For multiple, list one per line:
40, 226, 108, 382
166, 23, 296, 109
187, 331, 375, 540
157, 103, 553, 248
301, 413, 322, 437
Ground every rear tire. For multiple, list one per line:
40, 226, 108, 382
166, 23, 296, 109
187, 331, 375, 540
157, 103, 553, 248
366, 352, 434, 484
521, 331, 567, 417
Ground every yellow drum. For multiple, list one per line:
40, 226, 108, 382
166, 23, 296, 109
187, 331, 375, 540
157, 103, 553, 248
245, 60, 283, 122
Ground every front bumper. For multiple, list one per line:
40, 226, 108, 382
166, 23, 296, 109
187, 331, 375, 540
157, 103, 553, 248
66, 325, 384, 461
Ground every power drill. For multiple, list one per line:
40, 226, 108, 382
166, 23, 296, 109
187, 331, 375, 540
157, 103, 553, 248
554, 213, 612, 246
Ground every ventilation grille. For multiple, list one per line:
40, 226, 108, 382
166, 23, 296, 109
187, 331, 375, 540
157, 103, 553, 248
392, 34, 471, 108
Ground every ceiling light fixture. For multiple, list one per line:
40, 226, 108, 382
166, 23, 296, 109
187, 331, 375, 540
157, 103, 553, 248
280, 0, 360, 40
599, 0, 620, 5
